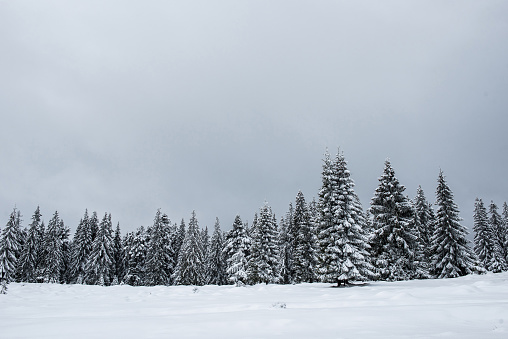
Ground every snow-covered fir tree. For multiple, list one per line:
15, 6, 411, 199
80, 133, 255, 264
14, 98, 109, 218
473, 198, 502, 272
292, 191, 316, 283
369, 160, 418, 281
17, 206, 42, 282
85, 213, 114, 285
44, 211, 64, 283
317, 152, 373, 285
112, 222, 125, 285
89, 211, 99, 243
488, 201, 507, 271
173, 211, 206, 286
207, 218, 228, 285
248, 203, 279, 285
173, 219, 186, 266
412, 186, 435, 278
145, 209, 174, 286
123, 226, 148, 285
278, 204, 294, 284
0, 208, 23, 285
60, 221, 72, 284
431, 170, 479, 278
224, 215, 250, 286
71, 210, 92, 284
503, 202, 508, 262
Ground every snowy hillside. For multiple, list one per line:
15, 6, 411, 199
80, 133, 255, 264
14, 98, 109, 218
2, 273, 508, 339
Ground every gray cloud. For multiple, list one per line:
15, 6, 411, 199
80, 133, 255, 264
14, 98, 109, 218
1, 1, 507, 233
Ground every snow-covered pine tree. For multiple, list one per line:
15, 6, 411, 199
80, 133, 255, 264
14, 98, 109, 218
173, 219, 186, 266
431, 170, 479, 278
0, 208, 23, 286
17, 206, 42, 282
44, 211, 64, 283
317, 152, 373, 285
200, 226, 210, 283
292, 191, 317, 283
224, 215, 250, 286
173, 211, 206, 286
278, 211, 292, 284
248, 203, 279, 285
35, 221, 46, 282
59, 220, 72, 284
112, 222, 124, 284
369, 160, 418, 281
488, 201, 507, 271
89, 211, 99, 243
411, 187, 434, 279
85, 213, 114, 285
123, 226, 148, 286
503, 202, 508, 263
145, 209, 174, 286
71, 210, 92, 284
473, 198, 499, 271
207, 218, 228, 285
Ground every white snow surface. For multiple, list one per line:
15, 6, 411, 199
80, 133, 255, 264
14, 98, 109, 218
2, 273, 508, 338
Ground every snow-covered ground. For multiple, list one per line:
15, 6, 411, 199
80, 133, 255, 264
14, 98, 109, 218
2, 273, 508, 339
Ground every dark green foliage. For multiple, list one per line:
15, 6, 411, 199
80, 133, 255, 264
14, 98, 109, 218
145, 209, 174, 286
207, 218, 227, 285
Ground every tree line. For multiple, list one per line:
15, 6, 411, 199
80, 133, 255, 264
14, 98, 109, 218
1, 150, 507, 293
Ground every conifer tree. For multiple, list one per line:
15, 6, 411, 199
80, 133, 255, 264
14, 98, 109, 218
278, 212, 292, 284
112, 222, 125, 284
488, 201, 507, 271
173, 219, 186, 265
123, 226, 148, 286
44, 211, 64, 283
369, 160, 418, 281
502, 202, 508, 262
473, 198, 498, 271
224, 215, 250, 286
60, 220, 71, 284
412, 186, 435, 278
86, 213, 114, 285
317, 152, 373, 285
72, 210, 92, 284
173, 211, 205, 285
207, 218, 228, 285
89, 211, 99, 243
17, 206, 42, 282
292, 191, 316, 283
145, 209, 174, 286
248, 203, 279, 284
431, 170, 478, 278
0, 208, 23, 286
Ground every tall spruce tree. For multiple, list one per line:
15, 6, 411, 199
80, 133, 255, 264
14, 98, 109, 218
112, 222, 125, 284
0, 208, 23, 286
317, 152, 373, 285
224, 215, 250, 286
17, 206, 42, 282
369, 160, 418, 281
145, 209, 174, 286
488, 201, 507, 271
278, 209, 292, 284
44, 211, 64, 283
248, 203, 279, 284
173, 211, 205, 285
473, 198, 499, 271
502, 202, 508, 262
123, 226, 148, 286
72, 210, 92, 284
207, 218, 228, 285
292, 191, 317, 283
431, 170, 478, 278
86, 213, 114, 285
413, 186, 435, 278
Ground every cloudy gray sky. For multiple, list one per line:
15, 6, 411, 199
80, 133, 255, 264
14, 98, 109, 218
1, 1, 507, 234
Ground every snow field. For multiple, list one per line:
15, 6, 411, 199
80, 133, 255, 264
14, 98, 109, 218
2, 272, 508, 339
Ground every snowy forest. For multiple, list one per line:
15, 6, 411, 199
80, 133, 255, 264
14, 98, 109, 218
1, 151, 507, 293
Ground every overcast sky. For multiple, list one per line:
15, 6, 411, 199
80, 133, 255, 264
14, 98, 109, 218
1, 1, 507, 235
